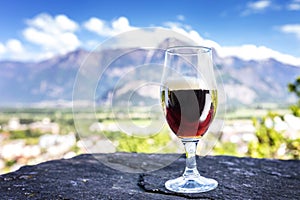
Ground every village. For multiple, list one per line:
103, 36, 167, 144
0, 110, 299, 174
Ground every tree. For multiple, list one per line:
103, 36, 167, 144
247, 77, 300, 159
288, 76, 300, 116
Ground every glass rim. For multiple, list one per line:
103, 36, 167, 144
166, 46, 212, 55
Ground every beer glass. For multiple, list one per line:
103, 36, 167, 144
161, 46, 218, 193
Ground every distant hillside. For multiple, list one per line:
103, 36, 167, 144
214, 55, 300, 107
0, 38, 299, 108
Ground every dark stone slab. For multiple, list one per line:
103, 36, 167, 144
139, 155, 300, 199
0, 153, 299, 199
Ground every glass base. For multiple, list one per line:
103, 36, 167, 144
165, 175, 218, 193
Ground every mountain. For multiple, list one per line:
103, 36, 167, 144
0, 39, 299, 108
214, 56, 300, 107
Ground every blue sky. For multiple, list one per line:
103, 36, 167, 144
0, 0, 300, 65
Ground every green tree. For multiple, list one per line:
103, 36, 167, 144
288, 76, 300, 116
247, 113, 285, 158
247, 77, 300, 159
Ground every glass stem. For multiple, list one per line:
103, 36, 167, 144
182, 139, 200, 179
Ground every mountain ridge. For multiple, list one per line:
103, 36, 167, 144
0, 40, 299, 108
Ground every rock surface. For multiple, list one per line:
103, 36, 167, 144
0, 153, 299, 199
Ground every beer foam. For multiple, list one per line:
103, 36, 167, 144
163, 77, 208, 90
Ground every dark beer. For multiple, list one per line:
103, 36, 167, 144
161, 88, 217, 138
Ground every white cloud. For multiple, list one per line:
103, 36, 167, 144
241, 0, 300, 14
248, 0, 271, 10
280, 24, 300, 39
165, 22, 300, 66
22, 13, 80, 57
0, 39, 28, 60
55, 15, 79, 32
287, 3, 300, 10
287, 0, 300, 10
219, 45, 300, 65
25, 13, 78, 34
164, 21, 220, 48
83, 17, 105, 35
6, 39, 24, 53
163, 22, 199, 41
0, 13, 299, 67
0, 42, 6, 54
242, 0, 273, 15
83, 16, 135, 37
